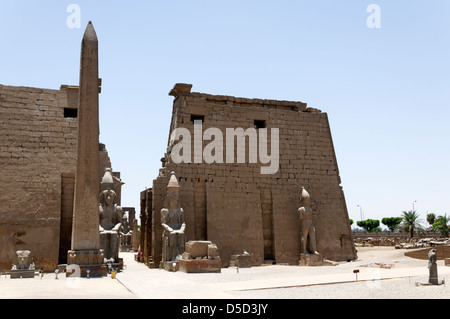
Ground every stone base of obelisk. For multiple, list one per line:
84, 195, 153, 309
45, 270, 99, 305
66, 249, 108, 277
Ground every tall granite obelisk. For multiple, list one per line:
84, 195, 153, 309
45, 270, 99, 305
67, 21, 107, 277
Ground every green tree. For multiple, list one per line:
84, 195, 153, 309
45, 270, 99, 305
427, 213, 436, 228
433, 214, 450, 237
357, 219, 380, 232
349, 219, 354, 226
381, 217, 402, 232
400, 211, 425, 238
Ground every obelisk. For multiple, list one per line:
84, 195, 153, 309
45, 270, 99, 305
67, 21, 107, 277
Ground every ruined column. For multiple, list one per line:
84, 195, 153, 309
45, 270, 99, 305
67, 21, 107, 277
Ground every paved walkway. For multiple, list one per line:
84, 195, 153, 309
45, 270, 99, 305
0, 268, 137, 299
116, 254, 234, 299
115, 247, 450, 299
1, 247, 450, 299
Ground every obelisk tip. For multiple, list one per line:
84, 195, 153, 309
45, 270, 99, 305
83, 21, 98, 41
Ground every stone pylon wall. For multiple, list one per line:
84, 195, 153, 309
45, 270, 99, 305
151, 84, 356, 267
0, 85, 78, 272
0, 84, 120, 272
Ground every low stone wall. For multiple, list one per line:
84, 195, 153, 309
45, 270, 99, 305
405, 246, 450, 260
353, 233, 447, 247
354, 236, 407, 247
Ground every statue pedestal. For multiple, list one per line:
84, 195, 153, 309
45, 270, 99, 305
299, 253, 324, 266
429, 263, 439, 285
176, 240, 221, 273
179, 259, 222, 273
10, 269, 35, 279
230, 254, 252, 268
160, 261, 179, 272
67, 249, 108, 277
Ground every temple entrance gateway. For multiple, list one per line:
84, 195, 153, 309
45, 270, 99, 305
146, 83, 357, 268
58, 174, 74, 265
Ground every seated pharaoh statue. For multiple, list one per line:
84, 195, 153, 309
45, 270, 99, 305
120, 214, 132, 250
161, 172, 186, 264
99, 168, 122, 263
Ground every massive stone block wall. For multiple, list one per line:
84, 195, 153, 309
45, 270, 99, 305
151, 84, 356, 267
0, 84, 79, 272
0, 84, 120, 272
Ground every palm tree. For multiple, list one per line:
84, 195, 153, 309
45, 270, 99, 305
401, 211, 425, 238
433, 214, 450, 237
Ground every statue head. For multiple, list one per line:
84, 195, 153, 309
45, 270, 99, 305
429, 249, 437, 259
15, 250, 33, 270
300, 187, 310, 207
100, 189, 117, 207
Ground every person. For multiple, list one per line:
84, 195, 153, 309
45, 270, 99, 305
136, 250, 142, 262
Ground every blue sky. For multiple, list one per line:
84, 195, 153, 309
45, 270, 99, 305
1, 1, 449, 228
